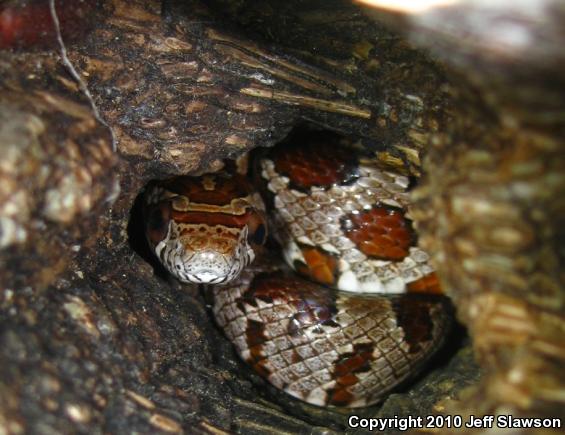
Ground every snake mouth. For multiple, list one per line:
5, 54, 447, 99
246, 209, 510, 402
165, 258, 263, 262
188, 270, 227, 284
188, 259, 245, 284
180, 250, 237, 284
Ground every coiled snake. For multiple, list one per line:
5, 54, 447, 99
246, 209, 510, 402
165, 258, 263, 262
144, 133, 451, 408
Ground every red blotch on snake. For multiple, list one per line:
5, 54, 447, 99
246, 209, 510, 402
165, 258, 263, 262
270, 135, 359, 189
342, 206, 414, 261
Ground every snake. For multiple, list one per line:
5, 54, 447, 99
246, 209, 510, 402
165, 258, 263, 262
143, 132, 451, 408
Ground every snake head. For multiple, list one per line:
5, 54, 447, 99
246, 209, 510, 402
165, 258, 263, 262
144, 174, 267, 285
170, 223, 255, 284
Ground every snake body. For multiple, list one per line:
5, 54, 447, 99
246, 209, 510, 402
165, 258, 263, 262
144, 133, 451, 407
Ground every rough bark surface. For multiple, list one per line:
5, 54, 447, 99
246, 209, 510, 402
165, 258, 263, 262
0, 49, 117, 297
1, 0, 562, 433
363, 1, 565, 432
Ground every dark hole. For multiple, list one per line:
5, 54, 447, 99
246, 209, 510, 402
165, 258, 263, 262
127, 186, 171, 281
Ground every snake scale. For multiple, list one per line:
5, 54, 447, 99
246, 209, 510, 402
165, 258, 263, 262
144, 132, 451, 407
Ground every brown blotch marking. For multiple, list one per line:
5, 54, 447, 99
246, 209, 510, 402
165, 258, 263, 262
407, 272, 443, 295
172, 209, 253, 228
333, 342, 374, 378
269, 132, 359, 190
327, 389, 355, 407
390, 295, 435, 354
290, 350, 302, 364
242, 273, 337, 337
327, 342, 374, 406
156, 171, 267, 236
237, 278, 274, 312
342, 206, 414, 261
179, 225, 237, 240
252, 359, 271, 378
161, 173, 254, 206
246, 319, 267, 363
238, 273, 341, 386
296, 247, 338, 286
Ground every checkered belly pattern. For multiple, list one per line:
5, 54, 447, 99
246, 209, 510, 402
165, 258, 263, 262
146, 133, 451, 407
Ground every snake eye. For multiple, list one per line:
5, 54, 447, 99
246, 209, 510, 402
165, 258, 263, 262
249, 223, 267, 246
146, 202, 171, 246
148, 208, 164, 231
